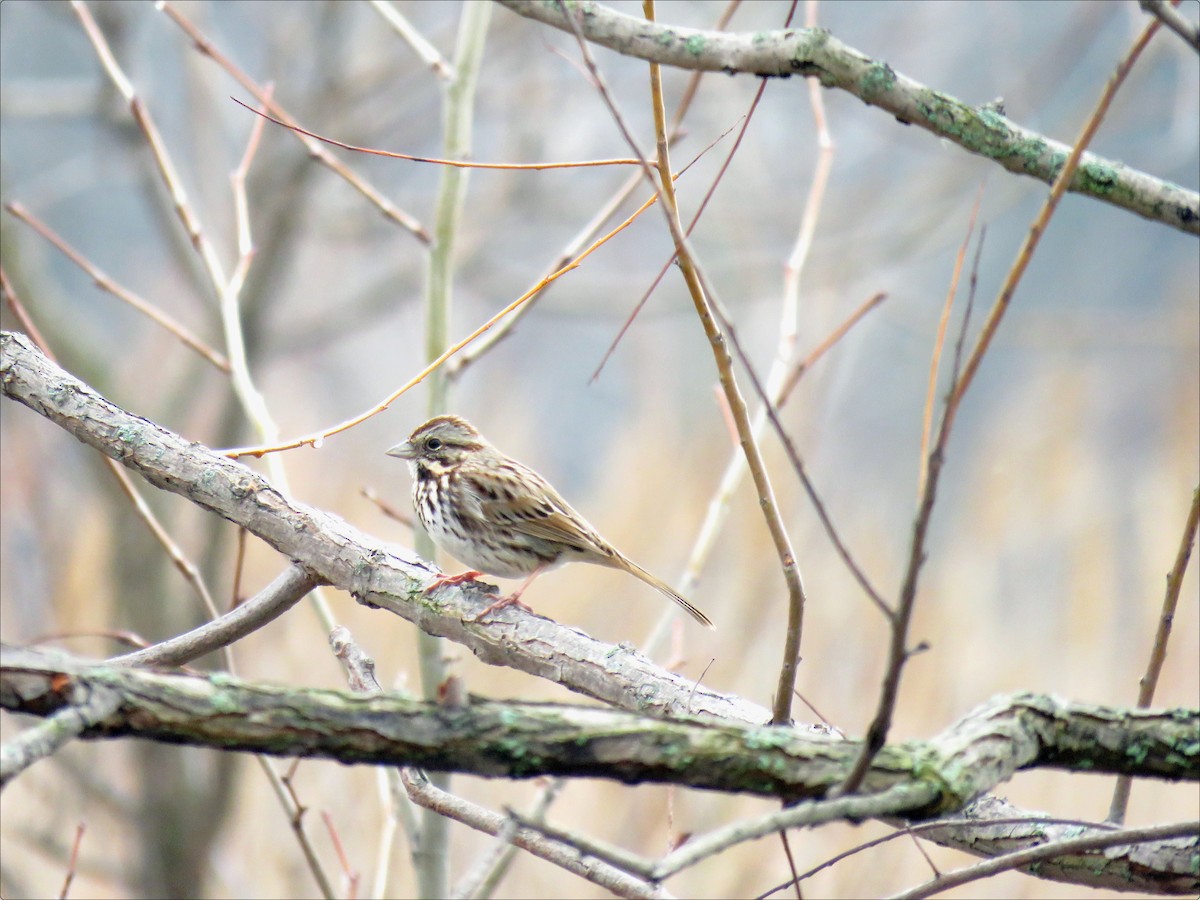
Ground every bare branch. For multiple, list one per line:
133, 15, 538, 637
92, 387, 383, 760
0, 330, 761, 723
1139, 0, 1200, 50
495, 0, 1199, 235
5, 647, 1195, 795
837, 9, 1167, 798
109, 564, 321, 669
158, 1, 430, 242
1109, 484, 1200, 822
891, 820, 1200, 900
4, 329, 1194, 895
0, 659, 120, 787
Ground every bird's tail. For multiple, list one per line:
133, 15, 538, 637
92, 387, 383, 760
622, 558, 715, 629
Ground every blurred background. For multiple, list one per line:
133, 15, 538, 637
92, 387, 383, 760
1, 1, 1197, 897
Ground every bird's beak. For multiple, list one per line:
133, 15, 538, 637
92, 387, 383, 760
386, 440, 415, 460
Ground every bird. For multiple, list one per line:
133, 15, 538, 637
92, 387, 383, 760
386, 415, 714, 628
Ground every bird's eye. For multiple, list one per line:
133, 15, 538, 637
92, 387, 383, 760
426, 438, 443, 450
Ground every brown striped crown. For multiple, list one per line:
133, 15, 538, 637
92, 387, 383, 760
386, 415, 490, 475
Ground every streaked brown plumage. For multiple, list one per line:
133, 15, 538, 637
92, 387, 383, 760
386, 415, 714, 629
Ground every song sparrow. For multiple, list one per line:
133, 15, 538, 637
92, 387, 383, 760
386, 415, 714, 629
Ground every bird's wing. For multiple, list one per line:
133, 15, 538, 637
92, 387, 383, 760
461, 462, 612, 558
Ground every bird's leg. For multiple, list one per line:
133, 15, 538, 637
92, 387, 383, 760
469, 565, 545, 623
425, 570, 489, 593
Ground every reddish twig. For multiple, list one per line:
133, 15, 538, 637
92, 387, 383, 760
158, 1, 430, 242
321, 810, 361, 900
57, 822, 86, 900
917, 187, 983, 500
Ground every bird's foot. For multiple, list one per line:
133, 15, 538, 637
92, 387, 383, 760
468, 593, 534, 624
424, 570, 490, 593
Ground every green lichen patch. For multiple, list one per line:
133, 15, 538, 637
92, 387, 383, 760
860, 62, 896, 99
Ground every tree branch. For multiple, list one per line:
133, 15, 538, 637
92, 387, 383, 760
910, 795, 1200, 897
4, 646, 1196, 799
495, 0, 1199, 236
1139, 0, 1200, 51
3, 328, 1196, 894
111, 564, 322, 669
0, 330, 762, 723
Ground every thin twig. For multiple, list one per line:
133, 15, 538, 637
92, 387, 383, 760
232, 98, 647, 171
502, 808, 658, 879
778, 829, 803, 900
0, 272, 231, 654
106, 458, 225, 626
753, 362, 894, 620
561, 0, 807, 720
72, 2, 228, 296
647, 784, 937, 880
1139, 0, 1200, 50
371, 769, 404, 900
916, 188, 982, 500
1108, 484, 1200, 823
221, 189, 667, 458
0, 265, 52, 351
496, 0, 1198, 235
449, 779, 566, 900
401, 770, 665, 899
30, 628, 154, 654
647, 0, 887, 657
112, 564, 320, 669
947, 226, 986, 390
777, 293, 886, 407
229, 527, 249, 611
760, 813, 1124, 898
837, 10, 1166, 799
368, 0, 456, 79
906, 831, 941, 880
58, 822, 86, 900
449, 815, 522, 900
266, 755, 336, 900
321, 810, 361, 900
588, 117, 750, 383
453, 0, 742, 377
945, 18, 1164, 421
484, 781, 564, 898
361, 486, 416, 528
890, 820, 1199, 900
677, 291, 892, 639
157, 1, 430, 241
454, 157, 687, 377
3, 203, 230, 372
591, 52, 771, 384
227, 83, 273, 295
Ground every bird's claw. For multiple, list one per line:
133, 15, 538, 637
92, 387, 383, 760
468, 594, 534, 624
424, 570, 491, 593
